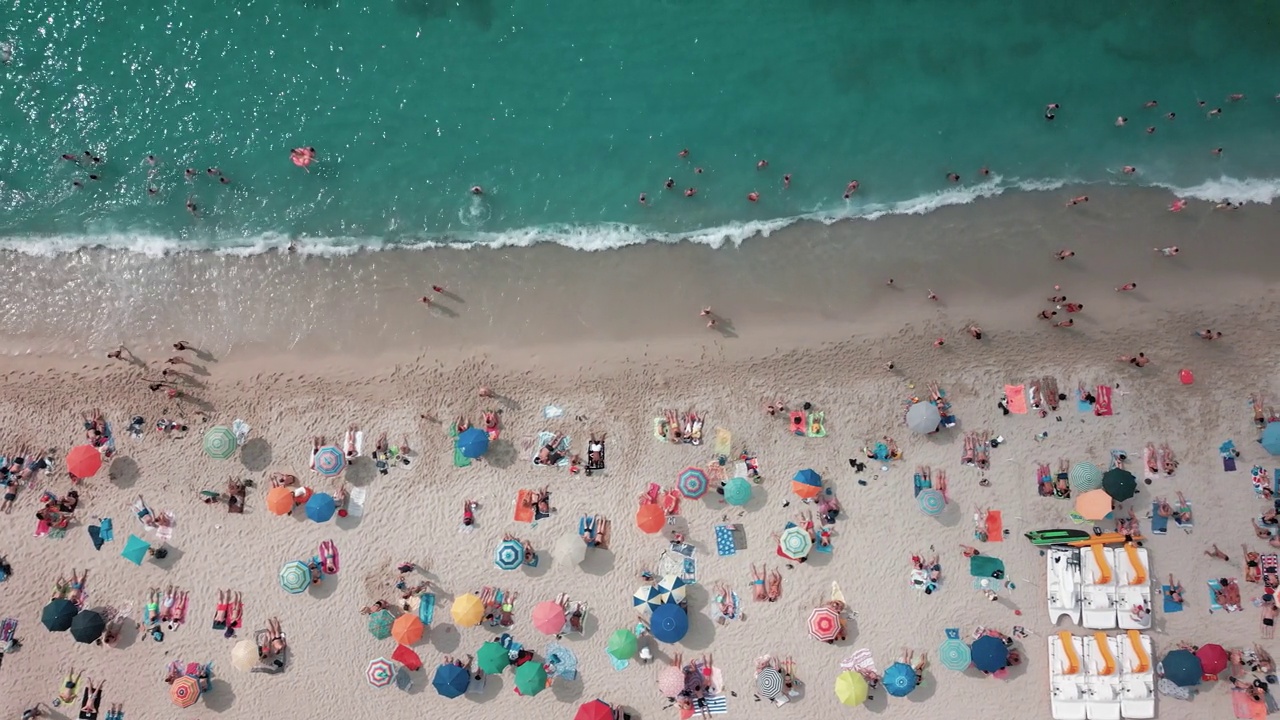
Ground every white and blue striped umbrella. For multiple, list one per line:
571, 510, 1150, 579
655, 574, 688, 605
633, 585, 665, 613
494, 539, 524, 571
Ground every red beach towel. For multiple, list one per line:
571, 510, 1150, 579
1003, 385, 1028, 414
986, 511, 1004, 542
1094, 385, 1113, 416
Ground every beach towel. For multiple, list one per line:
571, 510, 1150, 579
1233, 689, 1268, 720
689, 695, 729, 717
1174, 502, 1193, 530
1037, 466, 1054, 497
1150, 503, 1169, 534
88, 524, 104, 550
1225, 456, 1238, 472
986, 511, 1004, 542
789, 411, 806, 436
807, 411, 827, 438
969, 555, 1005, 578
417, 593, 435, 625
1004, 385, 1028, 414
1161, 586, 1184, 613
99, 517, 114, 542
532, 431, 571, 467
1263, 555, 1279, 592
1076, 389, 1095, 413
1252, 466, 1270, 495
653, 418, 668, 442
913, 473, 931, 498
713, 428, 731, 459
33, 518, 49, 537
0, 618, 16, 644
1094, 385, 1113, 416
709, 591, 742, 624
513, 490, 534, 523
450, 425, 472, 468
714, 525, 737, 557
155, 513, 175, 542
346, 485, 367, 518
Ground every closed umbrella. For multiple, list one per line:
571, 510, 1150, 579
41, 598, 77, 631
69, 610, 105, 643
202, 426, 238, 459
939, 629, 972, 672
971, 635, 1009, 673
170, 675, 201, 707
635, 504, 665, 534
514, 661, 548, 696
1263, 422, 1280, 456
121, 534, 151, 565
451, 594, 484, 627
835, 670, 870, 706
555, 532, 587, 567
266, 486, 294, 515
883, 662, 918, 697
366, 657, 394, 688
807, 606, 841, 643
494, 539, 524, 571
532, 601, 566, 635
279, 560, 310, 594
678, 467, 709, 499
1161, 649, 1202, 687
779, 526, 813, 560
391, 614, 424, 645
575, 699, 614, 720
305, 493, 336, 522
1069, 462, 1103, 493
367, 609, 394, 640
477, 641, 511, 673
66, 445, 102, 479
723, 477, 752, 506
432, 663, 470, 699
231, 639, 259, 671
457, 427, 490, 459
650, 603, 688, 643
918, 489, 945, 516
1102, 468, 1138, 502
607, 628, 637, 659
791, 469, 823, 499
1075, 489, 1113, 521
1196, 644, 1229, 675
906, 401, 941, 434
313, 446, 346, 477
757, 667, 784, 700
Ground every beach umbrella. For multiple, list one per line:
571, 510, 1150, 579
1102, 468, 1138, 502
367, 609, 394, 640
650, 603, 689, 643
392, 644, 423, 671
633, 585, 663, 613
266, 486, 294, 515
69, 610, 105, 643
121, 534, 151, 565
391, 614, 424, 645
939, 629, 972, 672
1068, 461, 1103, 493
477, 641, 511, 673
366, 657, 395, 688
514, 661, 548, 696
451, 594, 484, 627
971, 635, 1009, 673
279, 560, 310, 594
532, 601, 566, 635
917, 488, 946, 516
834, 670, 869, 706
546, 642, 579, 680
1161, 649, 1202, 687
1075, 489, 1113, 521
41, 598, 77, 631
1263, 423, 1280, 455
231, 639, 259, 671
779, 526, 813, 560
170, 675, 201, 707
883, 662, 918, 697
575, 699, 614, 720
723, 477, 752, 506
457, 427, 490, 459
906, 401, 941, 434
677, 467, 709, 499
757, 667, 784, 700
655, 575, 689, 606
555, 532, 587, 567
807, 606, 841, 643
305, 492, 336, 522
202, 425, 238, 460
313, 445, 346, 477
635, 504, 665, 534
66, 445, 102, 479
658, 666, 686, 697
1196, 644, 1229, 675
607, 628, 637, 660
494, 539, 524, 571
432, 663, 470, 699
791, 469, 823, 499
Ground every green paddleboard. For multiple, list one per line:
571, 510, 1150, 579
1024, 528, 1091, 546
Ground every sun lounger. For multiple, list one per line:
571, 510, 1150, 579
1094, 385, 1113, 416
1149, 504, 1168, 535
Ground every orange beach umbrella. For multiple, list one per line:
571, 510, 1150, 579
636, 504, 665, 534
391, 614, 425, 645
1075, 489, 1113, 521
66, 445, 103, 479
266, 487, 294, 516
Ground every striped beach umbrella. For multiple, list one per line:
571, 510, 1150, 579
757, 667, 783, 700
883, 662, 917, 696
1068, 461, 1103, 493
835, 670, 869, 706
723, 477, 752, 506
278, 560, 310, 594
367, 657, 395, 688
939, 629, 971, 672
314, 446, 346, 477
170, 675, 201, 707
494, 539, 524, 571
203, 426, 238, 459
655, 575, 688, 606
779, 526, 813, 560
633, 585, 664, 613
807, 607, 841, 643
917, 489, 945, 516
678, 467, 709, 499
791, 469, 823, 499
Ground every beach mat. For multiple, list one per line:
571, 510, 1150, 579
1234, 688, 1268, 720
417, 593, 435, 625
346, 486, 367, 518
1094, 385, 1113, 416
713, 428, 731, 458
986, 511, 1004, 542
532, 431, 571, 467
1161, 585, 1184, 613
1150, 503, 1168, 535
969, 555, 1005, 578
806, 411, 827, 438
1076, 389, 1094, 413
1004, 385, 1028, 414
1224, 456, 1237, 472
513, 490, 534, 523
1208, 578, 1241, 612
449, 425, 472, 468
714, 525, 737, 557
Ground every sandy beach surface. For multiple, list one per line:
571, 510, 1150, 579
1, 188, 1277, 719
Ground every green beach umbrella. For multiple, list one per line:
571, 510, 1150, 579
607, 629, 637, 660
477, 641, 511, 673
367, 609, 394, 640
1068, 462, 1103, 493
723, 477, 752, 506
278, 560, 310, 595
121, 534, 151, 565
514, 661, 548, 696
203, 425, 238, 460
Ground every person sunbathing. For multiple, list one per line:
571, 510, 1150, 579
66, 569, 88, 606
973, 507, 990, 542
1154, 497, 1175, 519
258, 617, 286, 658
1262, 597, 1277, 639
765, 568, 783, 602
1245, 546, 1263, 584
483, 410, 499, 435
212, 590, 232, 629
79, 678, 104, 717
134, 495, 158, 528
269, 472, 297, 488
1255, 644, 1274, 674
521, 539, 538, 566
974, 436, 990, 471
912, 650, 929, 684
59, 668, 82, 704
360, 599, 389, 615
961, 433, 975, 466
817, 495, 842, 524
1216, 578, 1242, 611
525, 486, 553, 515
455, 417, 471, 434
1255, 395, 1268, 429
1171, 491, 1192, 523
1116, 508, 1139, 536
567, 602, 585, 633
749, 564, 768, 601
534, 435, 566, 465
960, 544, 981, 558
1161, 443, 1179, 475
587, 432, 605, 467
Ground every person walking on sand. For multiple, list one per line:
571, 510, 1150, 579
1116, 282, 1137, 292
1155, 246, 1179, 256
699, 307, 713, 318
968, 325, 983, 340
926, 290, 938, 302
419, 296, 433, 306
1066, 195, 1088, 206
1169, 199, 1187, 212
1055, 250, 1074, 260
933, 337, 944, 348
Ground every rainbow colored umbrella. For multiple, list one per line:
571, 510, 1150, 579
678, 467, 709, 499
367, 657, 394, 688
313, 446, 345, 477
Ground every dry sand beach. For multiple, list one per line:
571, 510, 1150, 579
0, 189, 1278, 719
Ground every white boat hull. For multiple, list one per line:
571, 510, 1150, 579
1082, 634, 1123, 720
1115, 547, 1152, 631
1047, 547, 1082, 625
1119, 633, 1156, 719
1081, 548, 1117, 630
1049, 634, 1090, 720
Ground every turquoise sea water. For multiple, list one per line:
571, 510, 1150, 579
2, 0, 1280, 253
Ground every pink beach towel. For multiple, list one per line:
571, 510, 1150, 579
1094, 386, 1113, 416
1233, 689, 1267, 720
1003, 385, 1028, 414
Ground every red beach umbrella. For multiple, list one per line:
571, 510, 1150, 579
66, 445, 102, 479
808, 606, 841, 643
1196, 644, 1229, 676
392, 644, 422, 671
636, 504, 665, 534
531, 601, 566, 635
575, 699, 614, 720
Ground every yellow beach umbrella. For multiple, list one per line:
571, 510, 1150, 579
451, 593, 484, 627
835, 670, 869, 707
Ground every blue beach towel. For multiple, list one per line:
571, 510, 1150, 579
1207, 579, 1223, 612
714, 525, 737, 557
913, 473, 930, 498
418, 593, 435, 625
1161, 585, 1183, 613
99, 517, 114, 542
532, 432, 571, 467
1150, 503, 1168, 535
1076, 389, 1094, 413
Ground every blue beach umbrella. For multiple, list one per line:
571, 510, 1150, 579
723, 477, 752, 506
121, 534, 151, 565
457, 427, 490, 459
971, 635, 1009, 673
1161, 649, 1202, 687
432, 663, 470, 699
882, 662, 918, 697
314, 446, 346, 477
939, 629, 971, 672
494, 539, 524, 571
650, 603, 689, 644
793, 468, 822, 488
1262, 423, 1280, 456
305, 493, 336, 523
